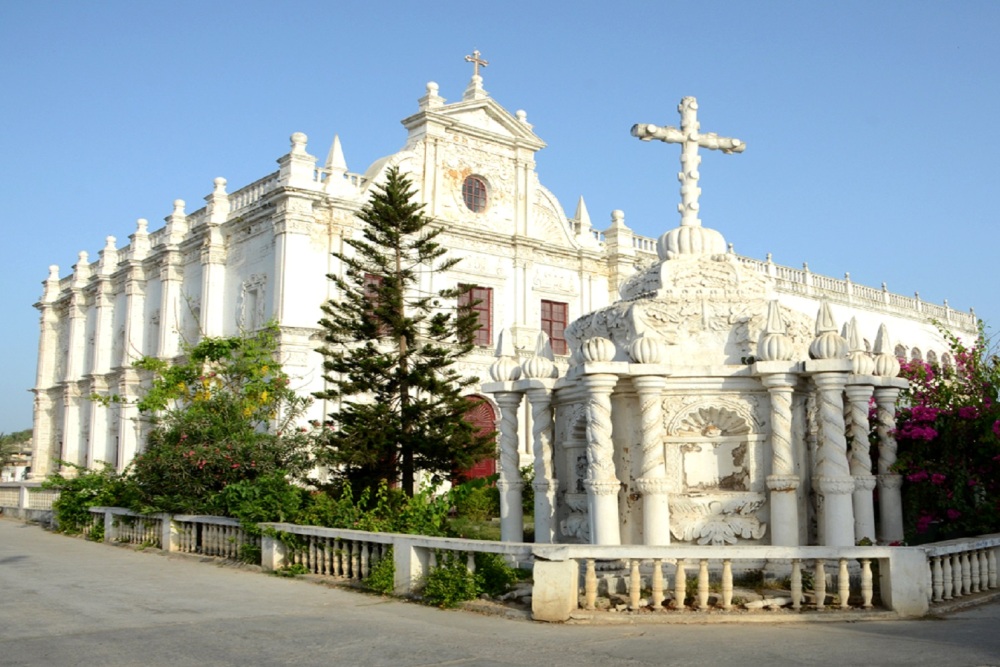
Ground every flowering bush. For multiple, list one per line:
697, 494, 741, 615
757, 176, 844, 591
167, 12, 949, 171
127, 324, 312, 513
894, 324, 1000, 542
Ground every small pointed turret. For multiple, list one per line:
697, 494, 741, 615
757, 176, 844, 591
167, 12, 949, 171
325, 135, 347, 173
574, 196, 591, 231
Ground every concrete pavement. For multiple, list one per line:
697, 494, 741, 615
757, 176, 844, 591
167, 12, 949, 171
2, 517, 999, 667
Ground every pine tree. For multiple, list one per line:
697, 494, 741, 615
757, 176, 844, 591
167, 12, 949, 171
315, 166, 494, 496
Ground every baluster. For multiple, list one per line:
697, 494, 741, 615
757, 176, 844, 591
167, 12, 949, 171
650, 559, 664, 610
629, 559, 641, 610
466, 551, 475, 576
962, 552, 972, 595
351, 541, 360, 579
674, 559, 687, 610
322, 539, 330, 575
979, 550, 990, 590
791, 559, 803, 610
815, 560, 827, 610
309, 537, 318, 572
989, 548, 997, 588
362, 544, 372, 579
860, 559, 873, 609
971, 550, 981, 592
838, 559, 850, 609
931, 557, 943, 602
584, 559, 597, 610
952, 554, 963, 597
942, 555, 953, 599
721, 560, 733, 611
697, 559, 710, 610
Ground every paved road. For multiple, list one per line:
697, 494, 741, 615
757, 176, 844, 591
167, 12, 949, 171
2, 518, 999, 667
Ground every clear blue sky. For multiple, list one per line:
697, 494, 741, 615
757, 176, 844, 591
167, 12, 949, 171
1, 1, 997, 433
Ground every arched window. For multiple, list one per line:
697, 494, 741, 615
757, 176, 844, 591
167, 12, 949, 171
462, 175, 488, 212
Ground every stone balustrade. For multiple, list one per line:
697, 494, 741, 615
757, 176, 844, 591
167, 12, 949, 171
923, 534, 1000, 605
27, 507, 996, 623
258, 522, 534, 595
0, 482, 58, 522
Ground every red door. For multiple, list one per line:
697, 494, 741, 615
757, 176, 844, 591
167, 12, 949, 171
460, 395, 497, 480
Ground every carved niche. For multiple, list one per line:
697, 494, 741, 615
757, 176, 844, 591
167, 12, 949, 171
237, 274, 267, 331
662, 397, 769, 545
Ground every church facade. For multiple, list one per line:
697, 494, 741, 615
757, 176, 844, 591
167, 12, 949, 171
29, 64, 977, 492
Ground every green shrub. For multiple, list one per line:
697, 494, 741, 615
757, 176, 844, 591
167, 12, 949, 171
211, 471, 304, 535
44, 463, 140, 534
473, 552, 519, 597
422, 552, 479, 607
364, 546, 395, 594
451, 476, 499, 523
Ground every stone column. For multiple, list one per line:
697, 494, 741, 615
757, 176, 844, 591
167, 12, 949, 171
158, 255, 183, 358
761, 373, 801, 546
61, 278, 89, 471
874, 386, 904, 544
494, 391, 525, 543
632, 375, 669, 545
811, 372, 856, 546
845, 382, 877, 543
29, 267, 62, 479
201, 178, 229, 337
582, 373, 621, 545
525, 387, 557, 544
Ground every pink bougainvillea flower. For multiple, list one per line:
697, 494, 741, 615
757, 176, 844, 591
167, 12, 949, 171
931, 473, 947, 485
946, 509, 962, 521
907, 470, 929, 483
958, 406, 979, 419
993, 420, 1000, 438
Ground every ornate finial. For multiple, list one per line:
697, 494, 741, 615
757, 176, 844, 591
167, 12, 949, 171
212, 177, 227, 195
489, 328, 521, 382
757, 300, 793, 361
846, 317, 875, 375
809, 301, 848, 360
290, 132, 307, 154
873, 323, 900, 378
522, 332, 557, 379
465, 49, 488, 77
631, 96, 745, 260
629, 336, 665, 364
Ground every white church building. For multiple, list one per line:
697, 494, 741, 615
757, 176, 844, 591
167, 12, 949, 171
30, 55, 977, 546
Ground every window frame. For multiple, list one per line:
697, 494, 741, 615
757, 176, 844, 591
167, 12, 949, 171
459, 284, 493, 347
461, 175, 488, 213
540, 299, 568, 355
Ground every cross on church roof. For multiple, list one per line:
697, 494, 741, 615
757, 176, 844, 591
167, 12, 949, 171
464, 49, 488, 78
631, 97, 745, 229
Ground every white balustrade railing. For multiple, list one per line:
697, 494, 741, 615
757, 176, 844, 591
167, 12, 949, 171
75, 508, 999, 622
258, 522, 533, 592
88, 507, 163, 547
172, 515, 258, 559
0, 482, 58, 515
922, 534, 1000, 605
228, 172, 280, 212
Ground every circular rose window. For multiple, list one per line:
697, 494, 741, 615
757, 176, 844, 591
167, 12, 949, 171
462, 175, 488, 212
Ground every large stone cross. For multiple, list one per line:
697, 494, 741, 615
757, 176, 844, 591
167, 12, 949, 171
632, 97, 745, 228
